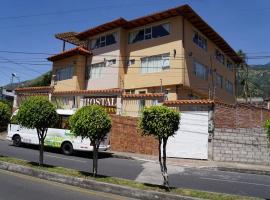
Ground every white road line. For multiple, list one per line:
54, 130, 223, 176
46, 154, 87, 163
200, 177, 270, 187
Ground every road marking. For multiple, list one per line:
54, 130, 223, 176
201, 177, 270, 187
46, 154, 87, 163
0, 169, 136, 200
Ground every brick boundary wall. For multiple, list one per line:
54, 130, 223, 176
109, 115, 158, 155
212, 128, 270, 165
214, 103, 270, 129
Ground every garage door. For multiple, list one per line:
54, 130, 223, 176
166, 111, 209, 159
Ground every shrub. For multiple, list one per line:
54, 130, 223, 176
264, 119, 270, 142
17, 96, 58, 165
139, 105, 180, 190
69, 105, 111, 177
0, 102, 11, 131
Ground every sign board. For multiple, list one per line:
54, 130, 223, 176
84, 96, 117, 114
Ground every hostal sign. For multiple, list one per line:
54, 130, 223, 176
84, 97, 117, 114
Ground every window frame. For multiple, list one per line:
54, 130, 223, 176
193, 60, 208, 80
88, 62, 106, 79
215, 49, 225, 65
90, 32, 117, 50
140, 53, 170, 74
55, 65, 74, 81
128, 23, 170, 44
193, 31, 207, 51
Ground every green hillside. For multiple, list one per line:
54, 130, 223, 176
237, 63, 270, 98
4, 71, 51, 90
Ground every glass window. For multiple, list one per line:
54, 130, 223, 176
215, 49, 225, 64
129, 23, 170, 44
90, 32, 117, 49
152, 23, 170, 38
194, 61, 208, 80
193, 31, 207, 50
88, 62, 105, 79
141, 53, 170, 74
56, 66, 74, 81
216, 73, 223, 88
225, 80, 233, 94
227, 60, 233, 71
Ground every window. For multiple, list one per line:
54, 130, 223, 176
215, 73, 223, 88
227, 60, 233, 71
141, 53, 170, 74
56, 66, 74, 81
126, 59, 135, 66
193, 61, 208, 80
90, 32, 117, 49
88, 62, 105, 79
125, 89, 135, 94
128, 23, 170, 44
193, 31, 207, 50
225, 80, 233, 94
215, 49, 225, 64
107, 59, 116, 66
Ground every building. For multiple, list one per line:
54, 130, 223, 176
14, 5, 242, 116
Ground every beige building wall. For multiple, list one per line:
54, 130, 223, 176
86, 28, 122, 90
183, 20, 236, 104
124, 16, 184, 89
52, 55, 86, 92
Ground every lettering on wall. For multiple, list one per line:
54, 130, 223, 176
83, 96, 117, 114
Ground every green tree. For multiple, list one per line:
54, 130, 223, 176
69, 105, 111, 177
264, 119, 270, 142
16, 96, 58, 165
0, 102, 11, 131
139, 105, 180, 190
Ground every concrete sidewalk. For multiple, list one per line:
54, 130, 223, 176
110, 150, 270, 176
0, 131, 7, 140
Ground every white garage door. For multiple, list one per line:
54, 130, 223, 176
166, 111, 209, 159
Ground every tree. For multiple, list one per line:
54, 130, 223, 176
16, 96, 58, 165
264, 119, 270, 142
69, 105, 111, 177
0, 101, 11, 131
139, 105, 180, 190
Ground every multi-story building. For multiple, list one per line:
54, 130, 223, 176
15, 5, 242, 116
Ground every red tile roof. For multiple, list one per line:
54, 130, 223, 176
47, 47, 91, 61
76, 18, 127, 39
164, 99, 214, 106
55, 32, 87, 47
122, 93, 164, 99
53, 88, 122, 96
15, 86, 53, 93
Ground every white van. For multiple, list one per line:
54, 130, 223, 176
6, 109, 110, 155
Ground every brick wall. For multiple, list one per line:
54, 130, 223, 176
215, 103, 270, 128
213, 128, 270, 165
110, 115, 158, 155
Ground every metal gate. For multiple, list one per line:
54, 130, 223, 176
166, 111, 209, 159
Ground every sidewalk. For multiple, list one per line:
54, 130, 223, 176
0, 131, 7, 140
110, 150, 270, 176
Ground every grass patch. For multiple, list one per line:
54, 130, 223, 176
0, 155, 259, 200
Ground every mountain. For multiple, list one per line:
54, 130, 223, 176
3, 71, 52, 90
237, 63, 270, 99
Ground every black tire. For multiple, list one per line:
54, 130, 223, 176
13, 135, 21, 147
61, 142, 73, 155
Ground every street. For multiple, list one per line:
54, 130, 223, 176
0, 169, 137, 200
0, 140, 270, 199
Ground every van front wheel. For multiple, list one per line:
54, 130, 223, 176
13, 135, 21, 147
61, 142, 73, 155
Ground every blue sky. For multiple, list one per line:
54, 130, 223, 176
0, 0, 270, 86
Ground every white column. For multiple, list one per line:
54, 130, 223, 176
116, 96, 122, 115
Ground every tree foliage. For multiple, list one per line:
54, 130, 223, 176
139, 105, 180, 190
0, 101, 11, 130
17, 96, 58, 165
69, 105, 111, 177
264, 119, 270, 142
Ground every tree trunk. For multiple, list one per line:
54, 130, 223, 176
92, 143, 98, 177
162, 138, 169, 191
39, 138, 44, 166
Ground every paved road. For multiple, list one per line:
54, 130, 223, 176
0, 140, 270, 199
0, 169, 137, 200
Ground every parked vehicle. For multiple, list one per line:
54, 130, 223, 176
6, 109, 110, 155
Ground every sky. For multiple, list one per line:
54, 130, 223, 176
0, 0, 270, 86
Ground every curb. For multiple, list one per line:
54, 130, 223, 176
0, 161, 201, 200
217, 167, 270, 176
